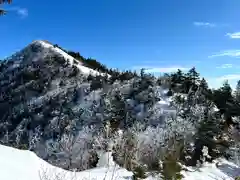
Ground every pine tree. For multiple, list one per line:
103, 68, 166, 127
213, 80, 233, 114
191, 105, 224, 165
0, 0, 12, 16
104, 90, 127, 130
235, 80, 240, 103
199, 78, 208, 90
185, 67, 200, 92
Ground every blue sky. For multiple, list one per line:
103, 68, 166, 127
1, 0, 240, 89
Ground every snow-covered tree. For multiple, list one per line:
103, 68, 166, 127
45, 126, 99, 171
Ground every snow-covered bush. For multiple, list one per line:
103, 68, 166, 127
45, 126, 100, 171
229, 123, 240, 166
113, 112, 196, 172
162, 147, 183, 180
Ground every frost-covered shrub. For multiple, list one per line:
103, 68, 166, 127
161, 139, 184, 180
45, 126, 100, 171
235, 176, 240, 180
162, 151, 183, 180
113, 115, 196, 171
229, 124, 240, 166
112, 130, 138, 171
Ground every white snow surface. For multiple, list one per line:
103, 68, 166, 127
182, 159, 240, 180
1, 144, 240, 180
32, 40, 109, 77
0, 145, 132, 180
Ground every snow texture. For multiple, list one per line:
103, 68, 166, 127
0, 144, 239, 180
32, 40, 108, 77
182, 159, 240, 180
0, 144, 133, 180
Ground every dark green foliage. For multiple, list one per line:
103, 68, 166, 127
68, 65, 79, 77
87, 74, 94, 81
88, 150, 99, 169
235, 80, 240, 102
148, 159, 161, 171
132, 166, 147, 179
199, 78, 208, 90
106, 92, 126, 130
190, 105, 231, 166
166, 89, 173, 96
235, 176, 240, 180
211, 81, 240, 126
54, 56, 66, 65
56, 46, 138, 80
90, 76, 103, 91
162, 151, 183, 180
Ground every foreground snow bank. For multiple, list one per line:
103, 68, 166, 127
182, 159, 240, 180
146, 160, 240, 180
0, 144, 239, 180
0, 145, 132, 180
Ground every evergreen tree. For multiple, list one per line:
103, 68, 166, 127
199, 78, 208, 90
191, 105, 227, 165
211, 81, 236, 127
212, 81, 233, 113
185, 67, 200, 92
105, 91, 127, 130
0, 0, 12, 15
187, 67, 200, 83
171, 69, 184, 85
235, 80, 240, 102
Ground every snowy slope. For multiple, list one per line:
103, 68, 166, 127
0, 144, 239, 180
32, 40, 108, 76
0, 145, 133, 180
182, 159, 240, 180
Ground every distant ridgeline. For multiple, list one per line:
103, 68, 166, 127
52, 44, 137, 81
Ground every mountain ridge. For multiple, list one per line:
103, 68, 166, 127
0, 40, 172, 170
1, 40, 240, 179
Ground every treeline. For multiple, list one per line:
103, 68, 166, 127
53, 44, 138, 81
54, 43, 240, 125
167, 68, 240, 126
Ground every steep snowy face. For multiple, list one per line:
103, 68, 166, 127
0, 40, 102, 144
3, 40, 107, 77
31, 40, 107, 76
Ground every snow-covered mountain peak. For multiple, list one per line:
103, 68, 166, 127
31, 40, 53, 46
5, 40, 108, 77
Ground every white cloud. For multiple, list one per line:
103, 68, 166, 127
193, 22, 216, 28
132, 66, 190, 73
16, 8, 28, 18
226, 32, 240, 39
206, 75, 240, 89
216, 74, 240, 81
7, 7, 28, 18
208, 50, 240, 58
216, 64, 233, 69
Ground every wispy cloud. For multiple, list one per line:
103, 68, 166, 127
7, 7, 28, 18
226, 32, 240, 39
216, 74, 240, 81
216, 64, 233, 69
208, 50, 240, 58
193, 22, 216, 28
16, 8, 28, 18
207, 74, 240, 89
132, 66, 190, 73
193, 22, 228, 28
